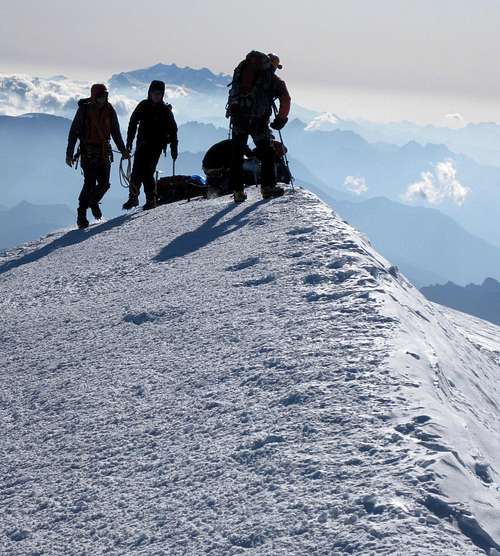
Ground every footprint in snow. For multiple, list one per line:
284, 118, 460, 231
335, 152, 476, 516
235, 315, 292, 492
280, 392, 308, 406
225, 257, 260, 272
8, 529, 30, 542
287, 226, 315, 236
328, 256, 357, 269
303, 270, 356, 286
250, 434, 285, 450
237, 274, 276, 287
123, 311, 166, 325
303, 274, 329, 286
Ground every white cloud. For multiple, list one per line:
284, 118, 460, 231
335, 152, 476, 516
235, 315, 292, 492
0, 73, 181, 119
0, 73, 92, 117
445, 113, 464, 122
110, 94, 138, 116
403, 159, 469, 206
344, 176, 368, 195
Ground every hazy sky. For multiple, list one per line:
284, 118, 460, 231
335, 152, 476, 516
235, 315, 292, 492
2, 0, 500, 123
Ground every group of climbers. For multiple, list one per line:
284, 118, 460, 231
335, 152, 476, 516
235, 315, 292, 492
65, 51, 291, 229
66, 81, 178, 228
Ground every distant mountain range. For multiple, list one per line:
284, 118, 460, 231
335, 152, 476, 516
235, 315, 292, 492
109, 63, 230, 96
2, 112, 500, 288
4, 62, 500, 167
421, 278, 500, 325
0, 114, 78, 207
108, 63, 317, 125
308, 113, 500, 167
0, 201, 74, 251
281, 119, 500, 248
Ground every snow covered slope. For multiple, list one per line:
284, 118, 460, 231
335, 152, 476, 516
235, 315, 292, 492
1, 189, 499, 555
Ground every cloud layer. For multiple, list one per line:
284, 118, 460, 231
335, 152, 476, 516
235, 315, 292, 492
0, 74, 144, 118
403, 160, 469, 206
344, 176, 368, 195
445, 113, 464, 122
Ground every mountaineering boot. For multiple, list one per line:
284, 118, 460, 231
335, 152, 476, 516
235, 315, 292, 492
122, 197, 139, 210
143, 198, 157, 211
77, 207, 89, 229
90, 203, 102, 220
233, 190, 247, 203
261, 185, 285, 200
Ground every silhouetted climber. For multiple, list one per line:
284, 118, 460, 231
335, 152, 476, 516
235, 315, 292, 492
122, 81, 179, 211
227, 52, 291, 203
66, 84, 129, 229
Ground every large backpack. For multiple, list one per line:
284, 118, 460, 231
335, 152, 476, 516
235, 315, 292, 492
156, 175, 207, 205
226, 51, 275, 120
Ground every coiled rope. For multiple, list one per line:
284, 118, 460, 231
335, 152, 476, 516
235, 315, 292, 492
119, 155, 133, 189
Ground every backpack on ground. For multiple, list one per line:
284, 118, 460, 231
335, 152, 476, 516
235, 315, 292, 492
156, 175, 207, 205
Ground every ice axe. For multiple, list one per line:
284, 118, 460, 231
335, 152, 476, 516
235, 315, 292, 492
171, 144, 176, 177
272, 102, 295, 191
164, 144, 176, 176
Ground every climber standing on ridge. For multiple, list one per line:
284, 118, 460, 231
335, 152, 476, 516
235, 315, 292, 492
122, 80, 179, 211
66, 84, 129, 229
227, 51, 291, 203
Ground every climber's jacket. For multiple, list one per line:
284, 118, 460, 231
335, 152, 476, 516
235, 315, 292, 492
126, 80, 178, 151
66, 84, 126, 161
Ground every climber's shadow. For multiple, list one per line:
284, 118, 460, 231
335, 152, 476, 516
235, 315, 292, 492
154, 199, 267, 262
0, 214, 133, 276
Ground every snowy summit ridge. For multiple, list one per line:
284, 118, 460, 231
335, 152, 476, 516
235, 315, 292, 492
1, 189, 499, 555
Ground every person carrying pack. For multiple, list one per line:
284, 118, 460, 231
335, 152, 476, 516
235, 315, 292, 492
226, 51, 291, 202
66, 84, 129, 229
122, 80, 179, 211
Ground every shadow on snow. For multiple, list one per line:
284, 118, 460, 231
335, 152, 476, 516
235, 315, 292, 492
0, 199, 267, 275
154, 199, 267, 262
0, 214, 134, 276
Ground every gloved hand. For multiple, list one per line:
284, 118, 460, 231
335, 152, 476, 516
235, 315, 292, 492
66, 155, 73, 168
170, 141, 178, 161
270, 117, 288, 131
121, 148, 131, 160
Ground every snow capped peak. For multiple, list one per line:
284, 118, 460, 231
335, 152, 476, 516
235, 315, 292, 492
305, 111, 342, 131
1, 189, 499, 554
109, 62, 231, 97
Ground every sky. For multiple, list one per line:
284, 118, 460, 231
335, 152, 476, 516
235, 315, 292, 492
2, 0, 500, 123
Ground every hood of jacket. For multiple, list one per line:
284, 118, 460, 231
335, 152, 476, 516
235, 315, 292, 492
148, 80, 166, 101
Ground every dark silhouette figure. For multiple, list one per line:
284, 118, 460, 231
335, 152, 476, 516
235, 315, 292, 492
66, 84, 129, 229
123, 80, 178, 211
227, 52, 291, 203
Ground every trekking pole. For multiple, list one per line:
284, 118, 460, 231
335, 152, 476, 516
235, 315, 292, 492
272, 102, 295, 191
169, 143, 176, 177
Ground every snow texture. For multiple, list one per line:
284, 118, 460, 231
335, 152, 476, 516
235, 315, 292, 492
0, 188, 499, 555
